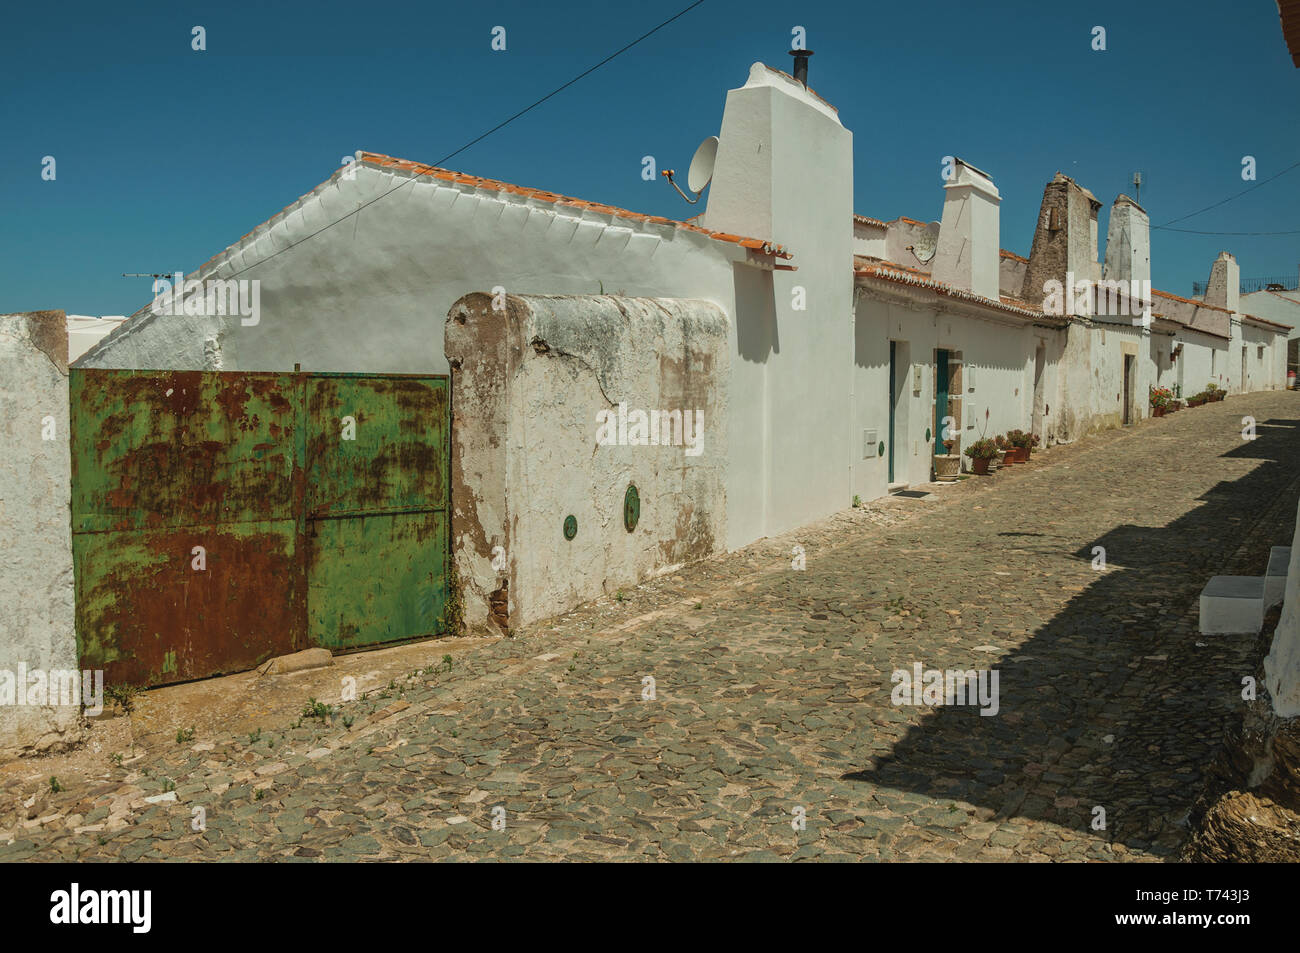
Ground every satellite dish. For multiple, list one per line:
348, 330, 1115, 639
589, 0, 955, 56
687, 136, 719, 194
913, 221, 940, 264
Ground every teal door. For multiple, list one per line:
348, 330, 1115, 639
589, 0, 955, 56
888, 341, 896, 483
936, 349, 950, 451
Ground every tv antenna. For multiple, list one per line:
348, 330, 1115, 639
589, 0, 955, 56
662, 136, 719, 205
1131, 171, 1144, 205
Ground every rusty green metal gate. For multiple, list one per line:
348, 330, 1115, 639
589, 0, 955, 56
70, 369, 449, 687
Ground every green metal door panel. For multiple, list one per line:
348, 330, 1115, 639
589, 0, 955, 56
73, 521, 303, 686
888, 341, 896, 482
935, 349, 950, 445
70, 370, 300, 533
69, 368, 449, 684
304, 375, 448, 517
307, 511, 448, 650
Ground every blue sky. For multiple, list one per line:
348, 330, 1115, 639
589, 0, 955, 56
3, 0, 1297, 316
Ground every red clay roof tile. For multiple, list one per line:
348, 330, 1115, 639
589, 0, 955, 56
359, 152, 791, 259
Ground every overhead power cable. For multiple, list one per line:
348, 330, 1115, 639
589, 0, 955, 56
1152, 157, 1300, 230
1152, 226, 1300, 236
220, 1, 708, 281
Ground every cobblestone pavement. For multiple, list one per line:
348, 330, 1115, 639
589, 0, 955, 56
6, 393, 1300, 862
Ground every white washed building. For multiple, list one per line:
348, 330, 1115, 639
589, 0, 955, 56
70, 56, 1291, 628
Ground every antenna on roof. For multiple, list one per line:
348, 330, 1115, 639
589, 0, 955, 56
662, 136, 719, 205
1131, 171, 1143, 205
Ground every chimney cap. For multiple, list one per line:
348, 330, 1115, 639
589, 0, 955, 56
952, 156, 993, 180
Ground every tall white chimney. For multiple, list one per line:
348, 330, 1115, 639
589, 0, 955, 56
1205, 251, 1241, 314
932, 158, 1001, 300
1102, 194, 1150, 287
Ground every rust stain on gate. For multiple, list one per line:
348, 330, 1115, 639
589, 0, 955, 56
70, 369, 449, 687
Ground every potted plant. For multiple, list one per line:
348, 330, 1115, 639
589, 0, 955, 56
964, 437, 999, 475
1206, 382, 1225, 402
1187, 391, 1207, 407
1150, 385, 1173, 417
935, 434, 967, 478
1004, 429, 1036, 462
993, 434, 1010, 469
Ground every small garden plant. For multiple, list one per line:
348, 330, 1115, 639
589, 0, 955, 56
300, 698, 333, 722
963, 438, 998, 459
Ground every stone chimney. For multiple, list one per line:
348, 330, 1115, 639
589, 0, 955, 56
932, 158, 1001, 300
1204, 251, 1241, 314
1102, 194, 1150, 287
1021, 173, 1103, 304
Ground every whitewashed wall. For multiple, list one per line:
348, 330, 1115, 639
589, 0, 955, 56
446, 293, 728, 632
701, 63, 854, 547
77, 164, 744, 378
853, 289, 1055, 498
0, 312, 83, 756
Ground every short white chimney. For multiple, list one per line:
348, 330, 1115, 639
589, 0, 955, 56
1102, 194, 1150, 288
932, 158, 1000, 300
1205, 251, 1241, 314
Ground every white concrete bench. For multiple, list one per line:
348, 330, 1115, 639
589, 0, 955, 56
1265, 546, 1291, 611
1200, 576, 1266, 634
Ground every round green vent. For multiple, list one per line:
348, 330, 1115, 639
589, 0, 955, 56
624, 485, 640, 532
925, 427, 931, 442
563, 515, 577, 540
878, 441, 886, 458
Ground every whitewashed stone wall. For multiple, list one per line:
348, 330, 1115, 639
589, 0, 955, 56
0, 312, 83, 756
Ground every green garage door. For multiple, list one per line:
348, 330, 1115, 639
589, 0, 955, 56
304, 374, 449, 651
70, 369, 449, 687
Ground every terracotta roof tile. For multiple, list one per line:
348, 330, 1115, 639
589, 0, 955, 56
359, 152, 791, 259
1242, 312, 1293, 332
852, 214, 888, 228
853, 256, 1050, 321
1152, 288, 1231, 315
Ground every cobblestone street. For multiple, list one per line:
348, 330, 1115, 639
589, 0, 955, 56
6, 392, 1299, 862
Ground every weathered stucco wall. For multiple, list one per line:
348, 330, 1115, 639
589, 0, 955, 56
76, 160, 743, 378
0, 312, 83, 756
447, 293, 728, 632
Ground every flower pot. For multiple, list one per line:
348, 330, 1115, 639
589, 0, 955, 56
1152, 406, 1165, 417
1009, 446, 1028, 463
934, 454, 961, 481
971, 456, 992, 475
